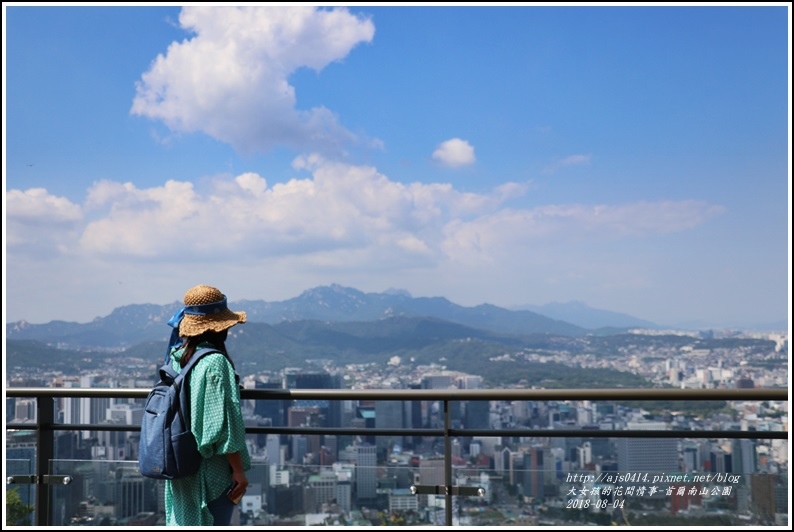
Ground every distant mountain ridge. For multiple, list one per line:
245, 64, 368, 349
5, 284, 655, 350
514, 300, 658, 330
7, 311, 781, 389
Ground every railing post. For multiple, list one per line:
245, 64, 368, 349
442, 399, 452, 526
35, 395, 56, 526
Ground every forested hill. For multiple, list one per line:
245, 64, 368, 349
7, 313, 779, 390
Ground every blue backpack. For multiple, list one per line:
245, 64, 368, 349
138, 347, 232, 480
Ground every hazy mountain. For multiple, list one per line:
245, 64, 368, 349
666, 318, 788, 333
513, 300, 658, 330
5, 316, 653, 390
6, 284, 587, 350
240, 284, 587, 337
6, 303, 181, 350
5, 339, 97, 373
7, 312, 780, 390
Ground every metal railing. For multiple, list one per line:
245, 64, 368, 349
5, 386, 789, 526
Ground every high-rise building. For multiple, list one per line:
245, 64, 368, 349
469, 440, 481, 458
773, 473, 788, 517
114, 467, 147, 522
457, 375, 483, 389
682, 441, 703, 472
306, 470, 338, 513
405, 383, 424, 448
323, 434, 338, 463
421, 374, 456, 431
577, 441, 592, 468
265, 433, 282, 466
254, 379, 288, 427
709, 445, 733, 474
617, 422, 678, 474
464, 400, 490, 430
750, 473, 776, 523
507, 450, 522, 486
267, 483, 303, 518
283, 370, 343, 427
98, 403, 144, 460
419, 456, 446, 488
522, 447, 545, 501
6, 397, 17, 423
287, 405, 323, 428
335, 480, 353, 513
375, 400, 405, 458
476, 436, 502, 457
581, 433, 610, 459
495, 445, 512, 475
551, 421, 582, 463
732, 438, 757, 475
389, 489, 419, 512
421, 374, 456, 389
355, 443, 377, 501
736, 377, 755, 389
291, 434, 309, 464
13, 398, 36, 421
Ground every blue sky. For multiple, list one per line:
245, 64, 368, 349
3, 4, 791, 330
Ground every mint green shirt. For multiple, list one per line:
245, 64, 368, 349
164, 344, 251, 526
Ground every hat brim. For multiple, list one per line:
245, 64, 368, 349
179, 310, 247, 337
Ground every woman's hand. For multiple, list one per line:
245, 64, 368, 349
226, 451, 249, 502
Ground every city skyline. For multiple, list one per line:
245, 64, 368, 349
6, 345, 788, 526
3, 4, 790, 329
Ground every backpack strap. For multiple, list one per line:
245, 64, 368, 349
169, 348, 239, 435
178, 347, 224, 376
157, 347, 222, 384
173, 347, 223, 420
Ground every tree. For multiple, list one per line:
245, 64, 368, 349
5, 487, 34, 526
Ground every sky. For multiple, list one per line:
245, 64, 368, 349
3, 3, 791, 330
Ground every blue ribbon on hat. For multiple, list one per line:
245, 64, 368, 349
165, 296, 229, 362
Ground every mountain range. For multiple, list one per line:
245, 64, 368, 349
512, 300, 658, 329
8, 285, 783, 391
5, 284, 657, 350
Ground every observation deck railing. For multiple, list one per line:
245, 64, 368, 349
5, 386, 789, 526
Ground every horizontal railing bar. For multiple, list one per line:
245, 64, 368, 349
254, 427, 788, 439
5, 385, 789, 527
3, 424, 442, 437
5, 424, 788, 440
5, 387, 789, 401
6, 423, 144, 432
452, 429, 789, 440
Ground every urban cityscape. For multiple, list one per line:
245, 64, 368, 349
5, 327, 789, 527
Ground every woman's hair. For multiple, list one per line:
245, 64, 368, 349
180, 328, 229, 367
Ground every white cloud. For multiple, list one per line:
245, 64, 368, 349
440, 200, 725, 262
5, 160, 728, 323
432, 138, 476, 168
6, 188, 82, 222
130, 6, 375, 155
542, 153, 591, 174
5, 188, 82, 256
7, 158, 723, 267
560, 154, 590, 166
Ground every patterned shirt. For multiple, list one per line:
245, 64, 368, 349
164, 343, 251, 526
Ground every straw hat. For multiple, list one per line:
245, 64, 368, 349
178, 284, 247, 337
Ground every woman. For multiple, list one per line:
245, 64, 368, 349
163, 284, 251, 526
